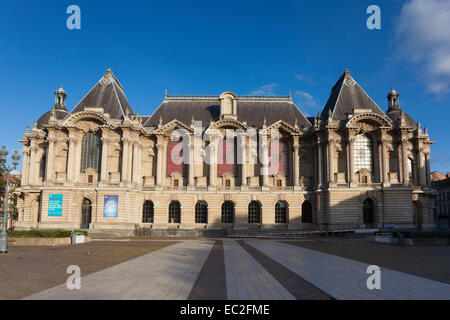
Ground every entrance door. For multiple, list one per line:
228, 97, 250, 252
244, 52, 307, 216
81, 198, 92, 229
363, 199, 375, 228
414, 201, 423, 231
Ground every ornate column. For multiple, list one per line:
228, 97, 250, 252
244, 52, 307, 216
21, 147, 30, 186
418, 147, 426, 187
261, 135, 270, 189
348, 133, 356, 187
293, 136, 300, 188
136, 142, 142, 186
156, 137, 164, 188
380, 132, 389, 186
45, 132, 56, 183
240, 136, 247, 188
100, 135, 109, 184
328, 136, 335, 187
132, 140, 139, 184
73, 133, 83, 183
317, 140, 323, 188
401, 136, 409, 186
121, 136, 130, 183
66, 132, 77, 183
127, 139, 134, 183
208, 137, 217, 189
188, 135, 195, 189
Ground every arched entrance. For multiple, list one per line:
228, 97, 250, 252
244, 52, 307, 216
363, 199, 376, 228
81, 198, 92, 229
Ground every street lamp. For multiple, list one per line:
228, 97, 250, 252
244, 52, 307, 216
0, 146, 20, 254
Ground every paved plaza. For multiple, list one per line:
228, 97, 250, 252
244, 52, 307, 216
1, 239, 449, 300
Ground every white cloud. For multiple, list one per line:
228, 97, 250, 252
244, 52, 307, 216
293, 73, 316, 86
393, 0, 450, 95
250, 83, 278, 96
293, 90, 321, 113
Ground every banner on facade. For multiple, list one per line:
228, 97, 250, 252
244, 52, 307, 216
104, 195, 118, 217
48, 194, 63, 217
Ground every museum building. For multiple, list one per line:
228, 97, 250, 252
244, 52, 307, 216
15, 68, 435, 234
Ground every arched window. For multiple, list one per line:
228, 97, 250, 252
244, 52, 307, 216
142, 201, 154, 223
275, 201, 287, 224
81, 132, 102, 172
169, 201, 181, 223
248, 201, 261, 224
221, 201, 234, 224
354, 133, 373, 173
302, 201, 313, 223
195, 201, 208, 224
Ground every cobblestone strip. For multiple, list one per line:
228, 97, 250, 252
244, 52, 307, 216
223, 239, 295, 300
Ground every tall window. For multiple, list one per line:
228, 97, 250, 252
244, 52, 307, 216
81, 132, 102, 172
270, 140, 289, 176
275, 201, 287, 224
408, 158, 414, 178
221, 201, 234, 223
217, 139, 237, 176
195, 201, 208, 224
248, 201, 261, 224
169, 201, 181, 223
302, 201, 313, 223
354, 134, 373, 173
142, 201, 154, 223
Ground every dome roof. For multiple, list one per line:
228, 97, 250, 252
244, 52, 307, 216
37, 109, 69, 128
386, 109, 417, 130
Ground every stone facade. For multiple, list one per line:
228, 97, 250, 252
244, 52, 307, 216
15, 69, 435, 234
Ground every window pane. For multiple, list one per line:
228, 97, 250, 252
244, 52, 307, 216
354, 134, 373, 173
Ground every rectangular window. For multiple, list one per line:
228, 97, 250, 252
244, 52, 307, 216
174, 179, 179, 187
225, 180, 231, 187
277, 180, 282, 187
88, 175, 93, 183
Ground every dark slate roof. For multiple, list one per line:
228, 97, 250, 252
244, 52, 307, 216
145, 96, 311, 129
37, 109, 69, 128
321, 70, 385, 120
69, 68, 133, 119
386, 109, 417, 129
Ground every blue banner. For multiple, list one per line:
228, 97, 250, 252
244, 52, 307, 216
48, 194, 63, 217
104, 195, 118, 217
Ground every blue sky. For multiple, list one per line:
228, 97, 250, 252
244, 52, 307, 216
0, 0, 449, 173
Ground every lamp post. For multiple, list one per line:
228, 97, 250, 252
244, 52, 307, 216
0, 146, 20, 254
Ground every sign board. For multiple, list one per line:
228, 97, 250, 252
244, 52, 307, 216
48, 194, 63, 217
104, 195, 118, 218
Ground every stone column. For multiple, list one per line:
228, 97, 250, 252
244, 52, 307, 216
136, 142, 142, 186
418, 148, 426, 187
426, 152, 431, 187
380, 135, 389, 186
127, 140, 134, 183
21, 148, 30, 186
66, 133, 77, 183
328, 137, 335, 187
45, 133, 56, 183
100, 136, 109, 184
188, 136, 195, 189
132, 140, 139, 184
401, 137, 409, 186
161, 141, 168, 187
240, 136, 247, 188
156, 138, 164, 188
317, 142, 323, 188
121, 137, 130, 183
348, 134, 356, 187
74, 134, 82, 183
293, 136, 300, 188
261, 137, 270, 189
208, 137, 217, 189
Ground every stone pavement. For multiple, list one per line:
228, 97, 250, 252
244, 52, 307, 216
25, 240, 214, 300
247, 240, 450, 300
23, 239, 450, 300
